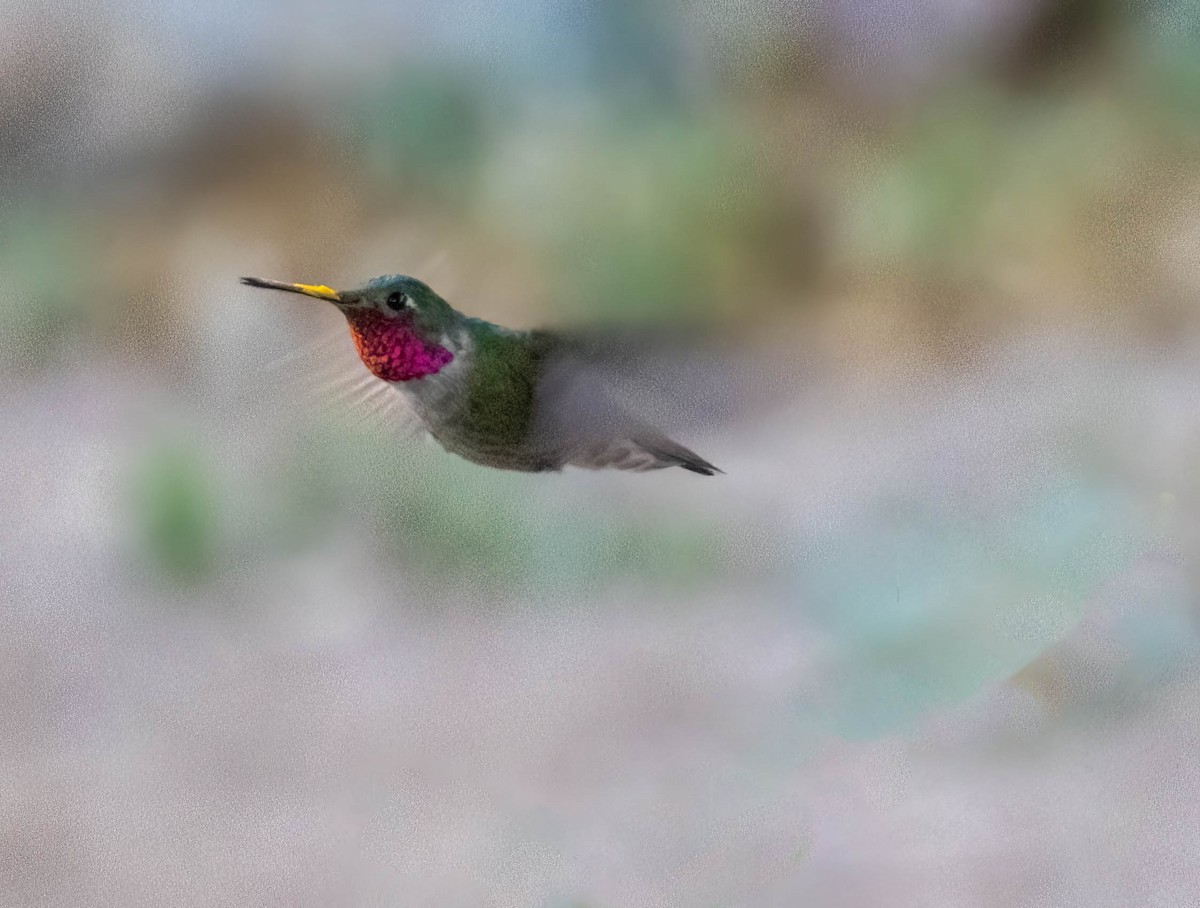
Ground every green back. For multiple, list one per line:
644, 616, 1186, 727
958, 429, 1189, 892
460, 322, 554, 452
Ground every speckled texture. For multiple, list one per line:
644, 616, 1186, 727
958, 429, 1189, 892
345, 309, 453, 383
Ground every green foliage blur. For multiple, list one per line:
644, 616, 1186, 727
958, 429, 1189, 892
133, 438, 221, 586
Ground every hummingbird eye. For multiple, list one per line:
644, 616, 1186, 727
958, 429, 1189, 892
386, 291, 408, 311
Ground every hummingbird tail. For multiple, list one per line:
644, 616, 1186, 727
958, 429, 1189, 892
637, 435, 723, 476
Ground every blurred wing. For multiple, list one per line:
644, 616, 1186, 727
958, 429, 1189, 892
531, 342, 722, 474
261, 327, 425, 439
545, 324, 798, 434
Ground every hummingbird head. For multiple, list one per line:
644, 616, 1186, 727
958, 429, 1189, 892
241, 273, 457, 382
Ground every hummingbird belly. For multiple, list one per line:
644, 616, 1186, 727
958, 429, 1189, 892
399, 357, 557, 473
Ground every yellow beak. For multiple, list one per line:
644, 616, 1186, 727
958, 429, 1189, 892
240, 276, 341, 302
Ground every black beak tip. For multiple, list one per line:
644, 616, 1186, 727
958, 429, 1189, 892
240, 276, 267, 288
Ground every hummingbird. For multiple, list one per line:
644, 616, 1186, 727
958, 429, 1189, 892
241, 274, 722, 476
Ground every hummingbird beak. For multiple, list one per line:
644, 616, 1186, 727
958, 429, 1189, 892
240, 276, 342, 302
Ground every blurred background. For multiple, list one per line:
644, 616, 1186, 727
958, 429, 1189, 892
3, 0, 1200, 904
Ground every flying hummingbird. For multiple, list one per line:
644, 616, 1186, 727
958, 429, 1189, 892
241, 274, 722, 476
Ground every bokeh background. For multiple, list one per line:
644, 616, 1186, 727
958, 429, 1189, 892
4, 0, 1200, 904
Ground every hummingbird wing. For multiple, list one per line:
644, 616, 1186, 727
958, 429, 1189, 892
261, 325, 426, 438
540, 326, 750, 430
539, 322, 803, 441
530, 337, 723, 475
